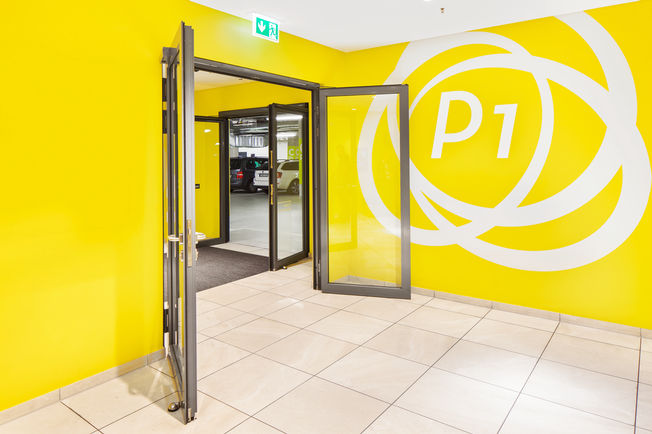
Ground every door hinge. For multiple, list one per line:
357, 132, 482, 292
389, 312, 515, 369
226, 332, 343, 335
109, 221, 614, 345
163, 306, 169, 333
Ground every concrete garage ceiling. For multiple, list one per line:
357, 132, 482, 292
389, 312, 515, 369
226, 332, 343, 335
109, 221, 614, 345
192, 0, 636, 51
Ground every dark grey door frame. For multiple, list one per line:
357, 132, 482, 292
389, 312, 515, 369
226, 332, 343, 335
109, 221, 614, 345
215, 104, 311, 270
162, 22, 198, 423
194, 115, 228, 247
318, 85, 411, 299
269, 103, 311, 270
194, 57, 321, 287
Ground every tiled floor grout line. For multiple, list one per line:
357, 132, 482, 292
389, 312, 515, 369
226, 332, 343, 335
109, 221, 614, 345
409, 298, 640, 351
208, 298, 471, 375
59, 400, 102, 432
53, 267, 643, 434
198, 282, 644, 433
496, 321, 560, 433
198, 279, 315, 316
341, 306, 642, 384
201, 279, 643, 432
228, 416, 286, 433
552, 330, 642, 351
198, 293, 371, 429
97, 392, 177, 432
634, 335, 642, 429
228, 292, 434, 432
359, 305, 492, 433
515, 391, 637, 427
535, 356, 641, 383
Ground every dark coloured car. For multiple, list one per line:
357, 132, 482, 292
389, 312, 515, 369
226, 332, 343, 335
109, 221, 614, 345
230, 157, 268, 192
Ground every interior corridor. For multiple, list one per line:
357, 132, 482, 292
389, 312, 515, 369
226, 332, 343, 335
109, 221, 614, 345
2, 260, 650, 434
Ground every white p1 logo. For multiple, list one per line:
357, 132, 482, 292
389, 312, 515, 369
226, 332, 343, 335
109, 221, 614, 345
432, 91, 517, 159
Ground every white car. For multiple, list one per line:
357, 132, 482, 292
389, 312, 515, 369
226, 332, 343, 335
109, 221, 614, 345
253, 166, 269, 191
277, 160, 301, 194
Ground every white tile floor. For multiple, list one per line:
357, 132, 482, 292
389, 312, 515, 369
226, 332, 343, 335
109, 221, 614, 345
2, 260, 650, 433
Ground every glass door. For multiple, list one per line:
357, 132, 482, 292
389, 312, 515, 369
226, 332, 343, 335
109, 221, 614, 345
195, 116, 228, 246
162, 22, 197, 423
318, 86, 410, 298
268, 103, 310, 269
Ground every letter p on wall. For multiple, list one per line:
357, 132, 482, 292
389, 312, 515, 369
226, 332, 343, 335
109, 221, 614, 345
432, 91, 518, 159
432, 91, 483, 158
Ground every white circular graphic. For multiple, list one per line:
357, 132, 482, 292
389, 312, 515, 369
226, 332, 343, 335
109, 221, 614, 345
358, 13, 651, 271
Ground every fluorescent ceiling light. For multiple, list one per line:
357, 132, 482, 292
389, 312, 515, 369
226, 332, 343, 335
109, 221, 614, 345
276, 114, 303, 121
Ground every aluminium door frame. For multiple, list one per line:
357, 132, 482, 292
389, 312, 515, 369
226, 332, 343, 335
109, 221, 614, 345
161, 22, 198, 423
194, 57, 321, 286
318, 85, 411, 299
217, 103, 310, 270
219, 103, 308, 119
194, 115, 228, 247
268, 103, 311, 270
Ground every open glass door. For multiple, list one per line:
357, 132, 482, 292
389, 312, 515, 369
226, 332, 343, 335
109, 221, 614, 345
162, 22, 197, 423
268, 103, 310, 270
318, 86, 410, 298
195, 116, 228, 246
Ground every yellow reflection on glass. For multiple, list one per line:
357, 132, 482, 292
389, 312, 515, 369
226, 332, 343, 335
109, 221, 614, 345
327, 94, 401, 287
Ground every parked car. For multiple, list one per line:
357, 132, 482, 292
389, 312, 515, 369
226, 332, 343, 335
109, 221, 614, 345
277, 160, 301, 194
253, 161, 269, 192
230, 157, 267, 192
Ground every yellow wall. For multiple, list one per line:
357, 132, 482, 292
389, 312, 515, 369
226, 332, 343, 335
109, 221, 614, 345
0, 0, 339, 411
326, 1, 652, 329
194, 81, 311, 242
2, 0, 651, 412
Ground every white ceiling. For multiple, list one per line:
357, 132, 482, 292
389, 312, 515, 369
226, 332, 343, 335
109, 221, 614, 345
195, 70, 251, 90
192, 0, 636, 51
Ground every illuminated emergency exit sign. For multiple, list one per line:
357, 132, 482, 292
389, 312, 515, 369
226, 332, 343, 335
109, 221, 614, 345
252, 14, 279, 43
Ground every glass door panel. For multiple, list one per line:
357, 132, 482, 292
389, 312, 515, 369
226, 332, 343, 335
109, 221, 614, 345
194, 117, 227, 245
269, 103, 310, 269
319, 86, 410, 299
162, 22, 197, 423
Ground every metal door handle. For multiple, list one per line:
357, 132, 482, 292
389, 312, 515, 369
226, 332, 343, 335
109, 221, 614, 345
168, 234, 182, 243
196, 232, 207, 241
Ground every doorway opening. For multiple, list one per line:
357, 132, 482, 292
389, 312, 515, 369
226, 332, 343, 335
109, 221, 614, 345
192, 69, 312, 291
162, 26, 410, 423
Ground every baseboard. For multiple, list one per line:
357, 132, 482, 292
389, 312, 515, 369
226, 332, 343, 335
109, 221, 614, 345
0, 390, 60, 427
0, 348, 166, 425
412, 286, 649, 337
411, 286, 435, 298
560, 313, 642, 337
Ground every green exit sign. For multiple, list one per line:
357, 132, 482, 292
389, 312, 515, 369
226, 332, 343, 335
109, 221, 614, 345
252, 14, 279, 43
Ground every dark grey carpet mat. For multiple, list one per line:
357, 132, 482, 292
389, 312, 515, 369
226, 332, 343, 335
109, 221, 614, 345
195, 246, 269, 292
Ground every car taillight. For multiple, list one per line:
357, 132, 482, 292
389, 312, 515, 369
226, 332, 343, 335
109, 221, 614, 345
236, 171, 243, 179
277, 172, 282, 179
